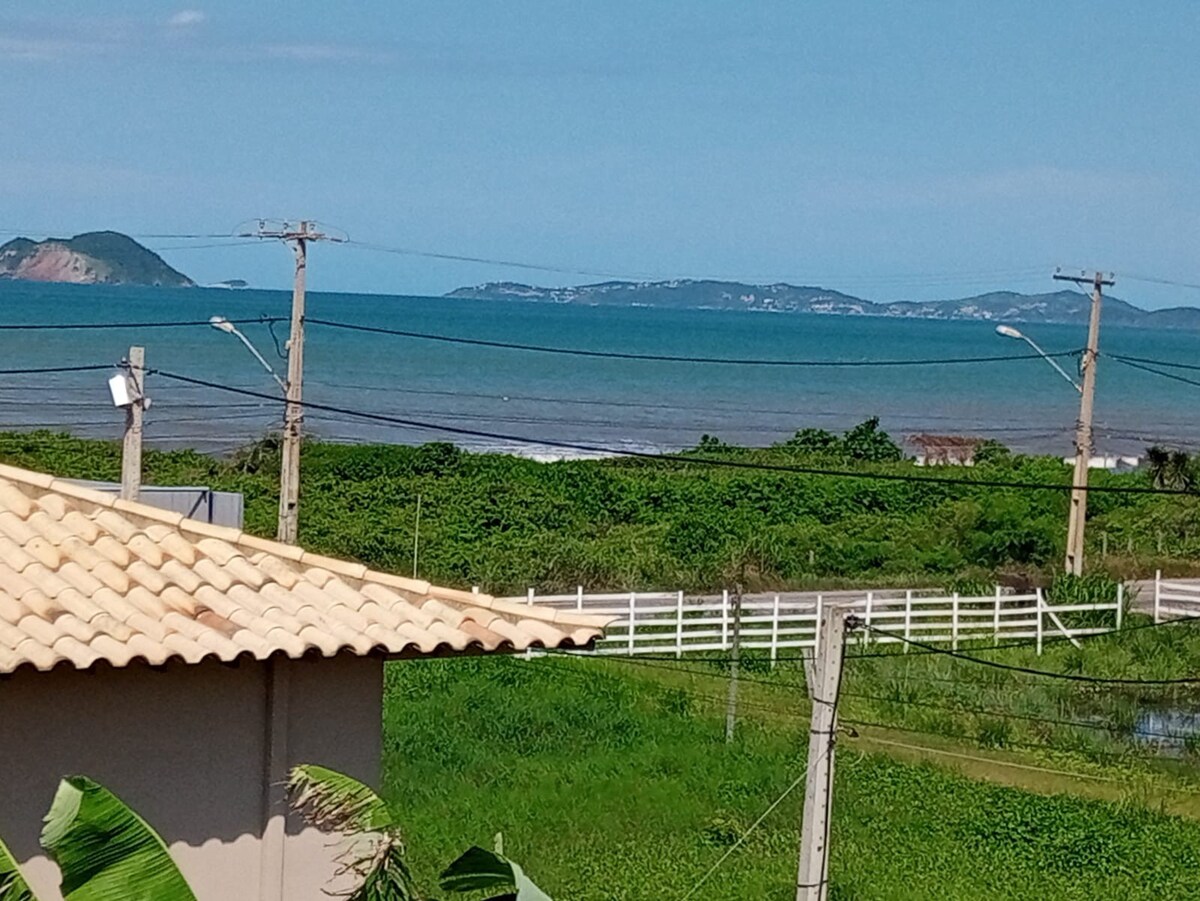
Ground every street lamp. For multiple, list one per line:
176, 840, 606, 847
995, 287, 1106, 578
209, 316, 287, 394
994, 324, 1081, 392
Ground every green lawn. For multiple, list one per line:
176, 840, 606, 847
381, 654, 1200, 900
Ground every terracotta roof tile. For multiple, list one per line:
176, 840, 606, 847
0, 465, 609, 674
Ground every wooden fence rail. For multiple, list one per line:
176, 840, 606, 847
497, 586, 1124, 659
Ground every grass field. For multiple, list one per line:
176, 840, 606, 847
381, 653, 1200, 900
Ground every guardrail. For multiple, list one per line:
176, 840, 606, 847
499, 587, 1124, 659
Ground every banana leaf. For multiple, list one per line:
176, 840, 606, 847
287, 765, 419, 901
0, 835, 38, 901
440, 845, 552, 901
40, 777, 196, 901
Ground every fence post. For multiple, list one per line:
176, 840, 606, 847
1036, 588, 1044, 655
814, 594, 823, 657
864, 591, 874, 647
676, 590, 684, 659
525, 588, 534, 659
770, 593, 781, 668
577, 585, 584, 611
627, 591, 636, 656
993, 586, 1001, 646
1155, 570, 1162, 624
1116, 583, 1124, 630
903, 590, 912, 653
721, 588, 730, 650
951, 592, 960, 651
725, 584, 743, 744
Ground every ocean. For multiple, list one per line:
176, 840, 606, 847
0, 281, 1196, 458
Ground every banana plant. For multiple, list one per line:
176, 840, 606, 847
288, 764, 421, 901
440, 834, 553, 901
40, 777, 197, 901
0, 835, 37, 901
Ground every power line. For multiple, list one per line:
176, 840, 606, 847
839, 690, 1191, 742
139, 367, 1199, 495
306, 317, 1081, 368
1122, 273, 1200, 292
0, 364, 113, 375
859, 624, 1200, 685
0, 317, 285, 332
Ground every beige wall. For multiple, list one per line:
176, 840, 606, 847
0, 653, 383, 901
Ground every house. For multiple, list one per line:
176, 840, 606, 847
0, 462, 606, 900
908, 434, 984, 466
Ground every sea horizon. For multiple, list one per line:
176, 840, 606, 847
1, 280, 1198, 459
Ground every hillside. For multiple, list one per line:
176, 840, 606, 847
447, 279, 1200, 328
0, 231, 192, 287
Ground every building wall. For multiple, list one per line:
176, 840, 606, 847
0, 653, 383, 901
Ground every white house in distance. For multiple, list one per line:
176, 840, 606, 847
0, 462, 607, 900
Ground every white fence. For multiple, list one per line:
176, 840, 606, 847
1153, 571, 1200, 622
501, 587, 1124, 659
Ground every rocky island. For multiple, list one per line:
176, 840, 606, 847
447, 278, 1199, 328
0, 231, 192, 287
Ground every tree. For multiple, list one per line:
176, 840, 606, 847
1146, 445, 1194, 491
842, 417, 903, 463
782, 428, 840, 456
288, 765, 421, 901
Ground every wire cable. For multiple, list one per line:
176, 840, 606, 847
860, 624, 1200, 685
0, 364, 114, 375
145, 367, 1195, 496
306, 317, 1081, 368
0, 317, 285, 332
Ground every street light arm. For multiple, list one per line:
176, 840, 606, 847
1018, 335, 1082, 393
218, 321, 288, 394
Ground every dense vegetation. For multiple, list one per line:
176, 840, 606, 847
381, 654, 1200, 900
1, 424, 1198, 594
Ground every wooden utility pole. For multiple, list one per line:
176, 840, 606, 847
247, 220, 331, 544
797, 605, 850, 901
724, 582, 744, 744
120, 345, 146, 501
1052, 269, 1114, 576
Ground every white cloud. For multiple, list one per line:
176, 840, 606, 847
263, 43, 365, 61
167, 10, 206, 29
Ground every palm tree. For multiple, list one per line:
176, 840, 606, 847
1146, 445, 1195, 491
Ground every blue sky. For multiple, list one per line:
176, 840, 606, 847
2, 2, 1198, 307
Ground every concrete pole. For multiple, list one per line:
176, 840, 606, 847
277, 227, 308, 544
797, 605, 848, 901
120, 345, 145, 501
1064, 273, 1104, 575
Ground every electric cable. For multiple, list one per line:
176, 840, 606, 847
145, 367, 1196, 496
306, 317, 1081, 368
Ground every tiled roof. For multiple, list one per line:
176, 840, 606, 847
0, 463, 607, 674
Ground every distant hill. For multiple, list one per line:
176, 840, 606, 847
446, 279, 1200, 329
0, 231, 192, 287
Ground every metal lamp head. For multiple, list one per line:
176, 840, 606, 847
995, 324, 1024, 340
209, 315, 236, 334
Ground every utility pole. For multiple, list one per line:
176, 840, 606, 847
724, 582, 743, 744
797, 605, 851, 901
1052, 268, 1114, 576
245, 220, 332, 544
120, 345, 146, 501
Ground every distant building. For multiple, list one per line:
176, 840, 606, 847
1061, 453, 1141, 472
908, 434, 984, 466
